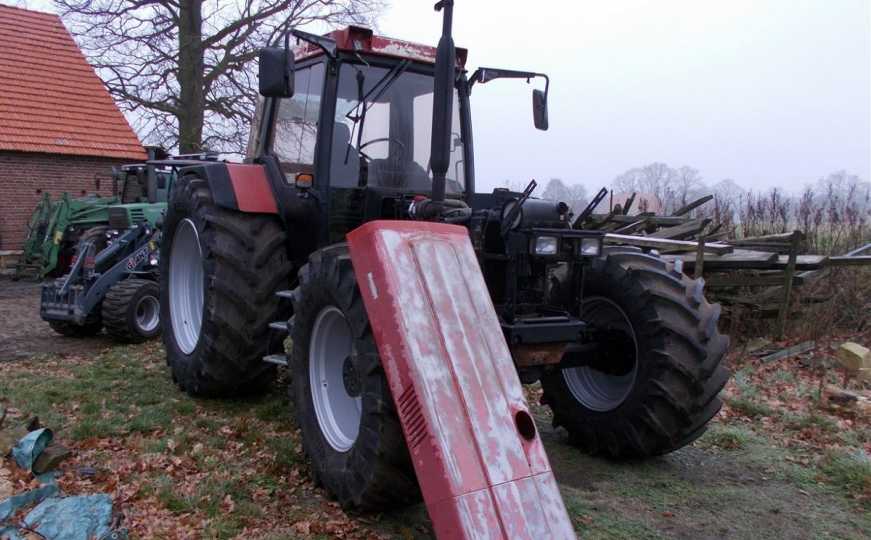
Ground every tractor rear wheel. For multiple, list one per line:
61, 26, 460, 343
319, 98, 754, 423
290, 246, 419, 511
102, 279, 161, 343
160, 175, 292, 397
541, 248, 730, 458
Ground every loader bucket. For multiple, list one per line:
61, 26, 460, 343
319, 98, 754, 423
347, 221, 576, 540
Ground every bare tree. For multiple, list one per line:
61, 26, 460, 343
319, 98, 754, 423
612, 162, 680, 211
542, 178, 588, 213
673, 165, 704, 207
55, 0, 382, 153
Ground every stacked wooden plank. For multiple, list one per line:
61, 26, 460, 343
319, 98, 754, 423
574, 192, 871, 336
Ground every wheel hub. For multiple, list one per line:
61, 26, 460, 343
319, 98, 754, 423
563, 296, 639, 412
135, 294, 160, 333
342, 355, 362, 397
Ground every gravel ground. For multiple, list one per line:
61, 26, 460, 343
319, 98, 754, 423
0, 277, 112, 361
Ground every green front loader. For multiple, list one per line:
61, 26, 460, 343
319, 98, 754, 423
14, 151, 170, 280
14, 192, 119, 279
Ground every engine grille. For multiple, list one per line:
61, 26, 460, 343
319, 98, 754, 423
108, 207, 130, 229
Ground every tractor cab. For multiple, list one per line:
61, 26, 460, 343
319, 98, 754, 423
108, 152, 172, 230
254, 26, 554, 241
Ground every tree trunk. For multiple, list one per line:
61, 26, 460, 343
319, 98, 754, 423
177, 0, 205, 153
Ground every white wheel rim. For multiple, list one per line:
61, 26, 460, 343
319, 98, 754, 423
563, 296, 639, 412
135, 294, 160, 333
309, 306, 361, 452
169, 219, 203, 354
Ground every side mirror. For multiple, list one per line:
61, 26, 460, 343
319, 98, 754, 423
533, 89, 548, 131
259, 47, 294, 98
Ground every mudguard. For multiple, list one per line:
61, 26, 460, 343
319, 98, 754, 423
179, 162, 278, 214
347, 221, 576, 540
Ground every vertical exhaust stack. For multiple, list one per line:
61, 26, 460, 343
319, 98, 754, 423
428, 0, 455, 214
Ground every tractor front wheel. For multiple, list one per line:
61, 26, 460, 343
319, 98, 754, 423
541, 248, 730, 458
160, 175, 291, 397
102, 279, 161, 343
290, 246, 419, 511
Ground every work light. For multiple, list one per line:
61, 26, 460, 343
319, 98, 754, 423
580, 237, 602, 257
533, 236, 559, 255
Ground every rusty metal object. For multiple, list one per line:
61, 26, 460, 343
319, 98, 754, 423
511, 343, 567, 367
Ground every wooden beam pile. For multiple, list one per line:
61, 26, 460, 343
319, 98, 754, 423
575, 192, 871, 336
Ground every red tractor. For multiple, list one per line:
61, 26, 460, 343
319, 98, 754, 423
158, 1, 728, 536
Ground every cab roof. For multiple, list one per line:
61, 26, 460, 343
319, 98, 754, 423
294, 25, 468, 68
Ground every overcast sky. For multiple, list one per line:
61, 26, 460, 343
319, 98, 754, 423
381, 1, 871, 193
15, 0, 871, 194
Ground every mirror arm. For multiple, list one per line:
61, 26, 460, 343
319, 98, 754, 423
469, 68, 549, 96
290, 29, 337, 60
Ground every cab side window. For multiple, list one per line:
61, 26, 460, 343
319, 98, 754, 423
272, 63, 325, 179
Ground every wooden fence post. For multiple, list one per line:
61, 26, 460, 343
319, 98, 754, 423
776, 231, 801, 338
694, 230, 706, 279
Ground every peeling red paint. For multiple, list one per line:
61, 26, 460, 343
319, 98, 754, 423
295, 26, 468, 67
348, 220, 575, 540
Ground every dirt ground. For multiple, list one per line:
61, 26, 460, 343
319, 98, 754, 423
0, 277, 113, 361
0, 281, 868, 538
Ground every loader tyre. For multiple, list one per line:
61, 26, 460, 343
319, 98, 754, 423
160, 175, 291, 397
291, 246, 419, 511
541, 248, 730, 458
102, 279, 161, 343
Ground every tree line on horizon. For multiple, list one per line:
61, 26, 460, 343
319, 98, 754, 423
511, 162, 870, 254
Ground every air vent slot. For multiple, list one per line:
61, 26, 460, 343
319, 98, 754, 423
130, 208, 146, 223
397, 386, 427, 448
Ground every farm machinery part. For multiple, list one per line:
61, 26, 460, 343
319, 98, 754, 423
14, 191, 119, 280
159, 1, 729, 536
14, 147, 170, 280
40, 221, 161, 342
38, 159, 174, 341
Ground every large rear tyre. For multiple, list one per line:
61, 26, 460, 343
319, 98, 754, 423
541, 248, 730, 458
291, 246, 418, 511
160, 175, 292, 397
102, 279, 161, 343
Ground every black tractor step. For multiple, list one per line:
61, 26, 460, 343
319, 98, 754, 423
263, 354, 288, 366
275, 289, 296, 301
269, 321, 289, 333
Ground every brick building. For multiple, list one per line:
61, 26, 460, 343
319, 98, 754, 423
0, 4, 146, 250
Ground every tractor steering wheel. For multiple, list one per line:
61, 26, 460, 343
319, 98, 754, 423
357, 137, 406, 162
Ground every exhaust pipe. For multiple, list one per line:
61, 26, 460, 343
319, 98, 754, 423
428, 0, 455, 213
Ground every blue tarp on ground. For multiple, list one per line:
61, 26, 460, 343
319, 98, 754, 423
1, 429, 122, 540
23, 494, 114, 540
10, 428, 52, 472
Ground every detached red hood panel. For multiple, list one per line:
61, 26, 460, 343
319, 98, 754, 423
347, 221, 576, 540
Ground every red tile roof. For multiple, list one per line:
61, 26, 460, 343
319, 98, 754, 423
0, 5, 145, 160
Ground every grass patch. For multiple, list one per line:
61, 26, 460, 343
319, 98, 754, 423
562, 487, 663, 539
724, 396, 773, 418
700, 425, 754, 450
819, 450, 871, 501
782, 412, 838, 433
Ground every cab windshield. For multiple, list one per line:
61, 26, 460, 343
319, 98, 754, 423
331, 62, 465, 193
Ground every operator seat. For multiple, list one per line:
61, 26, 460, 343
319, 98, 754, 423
330, 122, 359, 187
